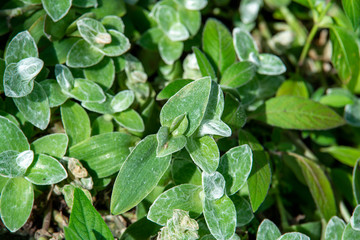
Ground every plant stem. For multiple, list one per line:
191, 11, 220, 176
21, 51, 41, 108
297, 3, 332, 68
0, 4, 41, 18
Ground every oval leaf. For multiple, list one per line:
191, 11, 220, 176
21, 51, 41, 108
257, 219, 281, 240
61, 101, 91, 146
203, 19, 236, 75
4, 57, 43, 97
203, 195, 236, 240
31, 133, 68, 158
5, 31, 38, 65
0, 150, 33, 178
325, 216, 346, 240
42, 0, 72, 22
147, 184, 203, 225
13, 82, 50, 130
160, 77, 211, 136
202, 171, 225, 200
220, 61, 256, 88
111, 135, 172, 215
252, 96, 345, 130
186, 135, 220, 173
0, 116, 29, 153
69, 132, 138, 178
24, 154, 67, 185
0, 178, 34, 232
218, 144, 253, 195
65, 188, 114, 240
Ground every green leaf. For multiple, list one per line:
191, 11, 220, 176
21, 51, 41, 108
111, 135, 171, 214
66, 39, 104, 68
345, 99, 360, 127
319, 88, 353, 107
91, 115, 114, 135
65, 188, 114, 240
252, 96, 345, 130
330, 26, 360, 91
202, 171, 225, 200
342, 223, 360, 239
198, 84, 231, 137
101, 15, 125, 32
39, 79, 69, 107
156, 126, 187, 157
179, 7, 201, 36
351, 205, 360, 231
186, 135, 220, 173
24, 154, 67, 185
231, 195, 254, 227
30, 133, 68, 158
293, 154, 337, 221
160, 77, 211, 136
0, 58, 4, 92
83, 57, 115, 90
257, 53, 286, 75
156, 5, 189, 41
276, 79, 309, 98
138, 27, 164, 51
240, 0, 263, 24
69, 132, 138, 178
44, 10, 76, 41
172, 158, 202, 185
0, 116, 29, 153
42, 0, 72, 22
238, 130, 271, 212
119, 217, 161, 240
40, 38, 78, 66
170, 113, 189, 136
220, 61, 256, 88
13, 82, 50, 130
203, 195, 236, 240
175, 0, 208, 10
218, 145, 253, 195
147, 184, 203, 225
111, 90, 135, 112
321, 146, 360, 167
4, 57, 43, 97
0, 178, 34, 232
77, 18, 110, 49
222, 93, 246, 129
82, 93, 114, 114
233, 28, 260, 65
256, 219, 281, 240
113, 109, 145, 132
156, 79, 192, 100
278, 232, 310, 240
55, 64, 75, 91
193, 47, 216, 81
95, 30, 131, 57
5, 31, 38, 65
158, 35, 184, 65
0, 150, 33, 178
353, 159, 360, 204
203, 19, 236, 76
72, 0, 98, 8
342, 0, 360, 30
61, 101, 91, 146
325, 216, 346, 240
66, 78, 106, 103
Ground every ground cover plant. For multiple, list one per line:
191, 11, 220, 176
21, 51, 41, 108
0, 0, 360, 239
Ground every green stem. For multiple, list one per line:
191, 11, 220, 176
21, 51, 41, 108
297, 3, 332, 68
0, 4, 41, 18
